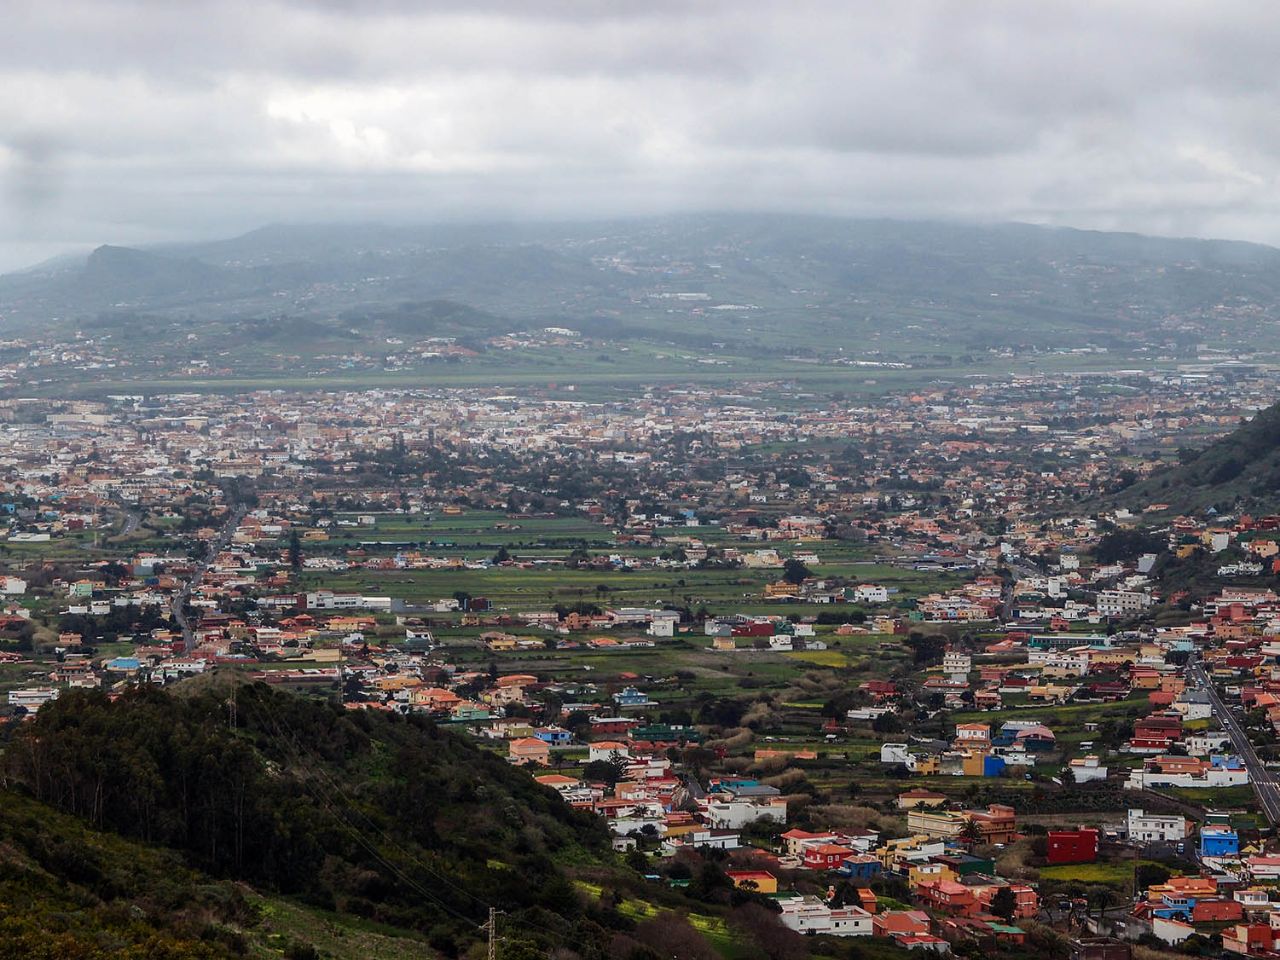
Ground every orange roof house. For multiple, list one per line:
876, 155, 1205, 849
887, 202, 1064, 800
508, 737, 551, 766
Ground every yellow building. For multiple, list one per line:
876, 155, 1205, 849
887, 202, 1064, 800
764, 581, 800, 599
1085, 649, 1132, 668
909, 862, 956, 888
907, 809, 967, 839
914, 756, 942, 776
960, 752, 988, 778
726, 871, 778, 894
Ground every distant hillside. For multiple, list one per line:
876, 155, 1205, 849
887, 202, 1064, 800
6, 215, 1280, 363
340, 298, 514, 339
77, 244, 230, 302
1121, 401, 1280, 513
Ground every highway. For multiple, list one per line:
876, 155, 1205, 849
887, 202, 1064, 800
1188, 658, 1280, 824
119, 509, 140, 537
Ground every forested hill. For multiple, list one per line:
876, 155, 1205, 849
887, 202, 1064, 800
1120, 400, 1280, 514
0, 684, 612, 958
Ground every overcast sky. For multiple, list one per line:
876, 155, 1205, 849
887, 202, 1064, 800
3, 0, 1280, 271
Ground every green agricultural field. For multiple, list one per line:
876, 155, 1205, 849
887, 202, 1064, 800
1167, 785, 1257, 808
297, 547, 956, 619
1039, 860, 1157, 887
330, 508, 609, 550
50, 344, 1182, 404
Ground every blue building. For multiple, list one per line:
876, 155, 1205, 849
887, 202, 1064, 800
836, 854, 882, 880
613, 686, 652, 708
534, 726, 572, 745
1199, 825, 1239, 858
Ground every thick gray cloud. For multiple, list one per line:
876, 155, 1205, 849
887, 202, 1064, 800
3, 0, 1280, 270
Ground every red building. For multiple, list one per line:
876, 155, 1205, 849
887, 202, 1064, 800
803, 843, 858, 870
916, 880, 980, 917
1190, 899, 1243, 923
1134, 713, 1183, 741
590, 717, 639, 736
1047, 828, 1099, 865
976, 883, 1039, 919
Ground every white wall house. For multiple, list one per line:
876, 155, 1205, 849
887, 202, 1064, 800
880, 743, 917, 769
777, 897, 873, 937
1127, 809, 1187, 842
1068, 755, 1108, 784
1097, 590, 1152, 617
706, 798, 788, 830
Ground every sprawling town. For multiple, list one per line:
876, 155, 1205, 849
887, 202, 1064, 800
3, 354, 1280, 959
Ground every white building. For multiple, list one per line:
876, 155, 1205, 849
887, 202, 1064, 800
854, 584, 889, 604
942, 652, 971, 679
880, 743, 917, 769
1097, 590, 1153, 618
1125, 758, 1249, 790
1068, 755, 1109, 784
7, 687, 59, 710
849, 706, 894, 721
647, 617, 675, 637
1185, 732, 1231, 756
777, 896, 873, 937
1127, 809, 1188, 843
1172, 692, 1213, 722
705, 798, 788, 830
661, 830, 741, 854
1246, 856, 1280, 882
588, 742, 631, 763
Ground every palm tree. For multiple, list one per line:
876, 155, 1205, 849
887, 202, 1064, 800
958, 817, 984, 851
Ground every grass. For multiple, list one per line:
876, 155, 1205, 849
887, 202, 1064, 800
46, 345, 1188, 403
575, 881, 745, 959
1038, 860, 1156, 888
247, 893, 432, 960
288, 505, 964, 623
1168, 785, 1257, 808
783, 650, 849, 667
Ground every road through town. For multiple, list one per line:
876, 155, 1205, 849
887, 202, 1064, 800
171, 504, 247, 648
1189, 658, 1280, 824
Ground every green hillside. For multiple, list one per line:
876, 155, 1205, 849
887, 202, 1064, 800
0, 786, 442, 959
1121, 400, 1280, 514
1, 684, 614, 958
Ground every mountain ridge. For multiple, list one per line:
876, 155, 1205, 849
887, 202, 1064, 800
6, 214, 1280, 371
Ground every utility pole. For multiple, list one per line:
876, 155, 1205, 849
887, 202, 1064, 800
228, 674, 237, 730
481, 906, 501, 960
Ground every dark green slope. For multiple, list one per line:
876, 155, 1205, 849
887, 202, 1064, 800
1121, 401, 1280, 513
0, 788, 297, 959
1, 684, 614, 958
